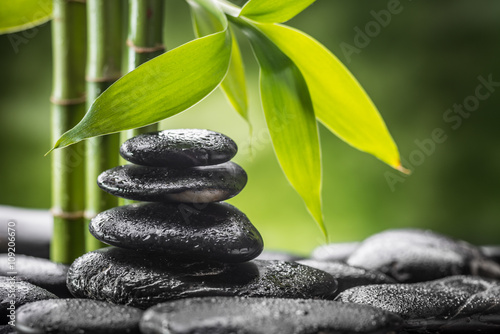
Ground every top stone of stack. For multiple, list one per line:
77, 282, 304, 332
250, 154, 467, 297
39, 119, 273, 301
120, 129, 238, 168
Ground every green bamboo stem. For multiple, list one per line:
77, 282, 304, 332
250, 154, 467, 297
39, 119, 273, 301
84, 0, 124, 251
119, 0, 165, 206
50, 0, 87, 264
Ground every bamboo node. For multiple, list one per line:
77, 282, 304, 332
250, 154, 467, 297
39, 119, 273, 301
50, 95, 87, 106
51, 208, 85, 220
127, 39, 165, 53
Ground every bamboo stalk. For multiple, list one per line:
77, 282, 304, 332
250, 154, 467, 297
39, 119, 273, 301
84, 0, 124, 252
50, 0, 87, 264
119, 0, 165, 206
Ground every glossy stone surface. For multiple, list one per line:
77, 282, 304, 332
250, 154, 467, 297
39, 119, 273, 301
347, 229, 500, 282
256, 250, 304, 262
16, 299, 142, 334
298, 260, 395, 296
0, 254, 70, 297
97, 162, 247, 203
140, 297, 403, 334
310, 242, 360, 262
89, 202, 263, 263
337, 275, 500, 333
120, 129, 238, 168
0, 277, 57, 324
0, 325, 14, 334
67, 247, 336, 309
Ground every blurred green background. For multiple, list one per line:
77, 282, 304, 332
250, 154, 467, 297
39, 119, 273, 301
1, 0, 499, 255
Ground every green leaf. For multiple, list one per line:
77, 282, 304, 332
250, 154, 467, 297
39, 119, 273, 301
235, 18, 326, 237
257, 23, 405, 171
239, 0, 316, 23
0, 0, 52, 34
190, 4, 249, 121
50, 0, 231, 152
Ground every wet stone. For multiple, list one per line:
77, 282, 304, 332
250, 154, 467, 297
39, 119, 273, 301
481, 245, 500, 264
120, 129, 238, 168
310, 242, 360, 262
256, 250, 304, 262
16, 299, 142, 334
0, 276, 57, 324
0, 325, 14, 334
0, 254, 70, 297
140, 297, 404, 334
347, 229, 500, 283
97, 162, 247, 203
298, 260, 395, 297
89, 202, 263, 263
67, 247, 337, 309
337, 275, 500, 333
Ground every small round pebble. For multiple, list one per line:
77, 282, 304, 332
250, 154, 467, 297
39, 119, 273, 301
310, 242, 360, 262
256, 250, 304, 262
140, 297, 403, 334
0, 277, 57, 325
481, 245, 500, 264
16, 299, 142, 334
120, 129, 238, 168
97, 162, 247, 203
89, 202, 263, 263
67, 247, 337, 309
0, 254, 70, 297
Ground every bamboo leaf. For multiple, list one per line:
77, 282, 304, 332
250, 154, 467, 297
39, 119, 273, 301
0, 0, 52, 34
235, 19, 326, 237
239, 0, 316, 23
190, 4, 249, 121
50, 0, 231, 152
257, 23, 404, 171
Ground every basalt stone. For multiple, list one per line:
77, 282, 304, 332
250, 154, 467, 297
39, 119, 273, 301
0, 254, 70, 297
298, 260, 395, 297
97, 162, 247, 203
67, 247, 336, 309
337, 275, 500, 333
16, 299, 142, 334
0, 276, 57, 325
256, 250, 305, 262
89, 202, 263, 263
140, 297, 404, 334
310, 242, 360, 262
347, 229, 500, 282
120, 129, 238, 168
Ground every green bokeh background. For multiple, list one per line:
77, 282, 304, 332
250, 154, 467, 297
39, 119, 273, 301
1, 0, 499, 255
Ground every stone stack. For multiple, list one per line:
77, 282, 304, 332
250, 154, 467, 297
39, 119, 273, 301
66, 129, 337, 309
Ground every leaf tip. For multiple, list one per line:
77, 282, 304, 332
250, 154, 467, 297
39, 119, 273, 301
395, 162, 411, 175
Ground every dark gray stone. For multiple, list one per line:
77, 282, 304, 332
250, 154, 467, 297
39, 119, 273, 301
0, 254, 70, 297
347, 229, 500, 282
97, 162, 247, 203
0, 325, 14, 334
337, 275, 500, 333
298, 260, 395, 296
89, 202, 263, 263
255, 250, 304, 262
310, 242, 360, 262
140, 297, 403, 334
0, 276, 57, 325
67, 247, 337, 309
481, 245, 500, 264
16, 299, 142, 334
120, 129, 238, 168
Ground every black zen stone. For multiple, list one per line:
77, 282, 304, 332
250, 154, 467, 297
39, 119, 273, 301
97, 162, 247, 203
120, 129, 238, 168
16, 299, 142, 334
67, 247, 337, 309
298, 260, 395, 297
0, 326, 14, 334
89, 202, 263, 263
0, 277, 57, 325
140, 297, 403, 334
0, 254, 70, 297
337, 275, 500, 333
256, 250, 305, 262
310, 242, 360, 262
347, 229, 500, 282
481, 245, 500, 264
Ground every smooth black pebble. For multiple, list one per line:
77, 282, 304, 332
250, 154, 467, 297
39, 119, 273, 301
481, 245, 500, 264
16, 299, 142, 334
310, 242, 360, 262
89, 202, 263, 263
337, 275, 500, 333
347, 228, 500, 282
140, 297, 403, 334
67, 247, 337, 309
0, 254, 70, 297
298, 260, 395, 297
256, 250, 304, 262
120, 129, 238, 168
0, 277, 57, 325
97, 162, 247, 203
